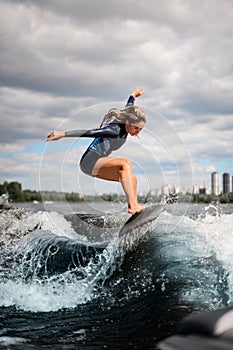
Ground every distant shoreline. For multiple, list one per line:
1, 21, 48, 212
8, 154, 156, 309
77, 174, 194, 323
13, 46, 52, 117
1, 180, 233, 204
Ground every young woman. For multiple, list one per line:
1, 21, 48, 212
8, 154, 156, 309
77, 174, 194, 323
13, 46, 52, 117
46, 87, 146, 214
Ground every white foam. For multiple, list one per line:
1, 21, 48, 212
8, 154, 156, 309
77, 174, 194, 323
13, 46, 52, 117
0, 206, 81, 243
194, 210, 233, 302
0, 277, 95, 312
0, 336, 27, 345
154, 208, 231, 307
39, 211, 82, 239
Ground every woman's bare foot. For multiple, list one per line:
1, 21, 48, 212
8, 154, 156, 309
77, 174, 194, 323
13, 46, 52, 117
128, 204, 144, 215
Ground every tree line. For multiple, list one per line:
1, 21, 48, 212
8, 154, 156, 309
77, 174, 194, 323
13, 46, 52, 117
0, 181, 131, 203
1, 180, 233, 204
192, 192, 233, 204
0, 181, 84, 202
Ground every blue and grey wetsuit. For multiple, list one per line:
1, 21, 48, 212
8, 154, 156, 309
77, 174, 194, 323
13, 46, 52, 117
65, 95, 135, 176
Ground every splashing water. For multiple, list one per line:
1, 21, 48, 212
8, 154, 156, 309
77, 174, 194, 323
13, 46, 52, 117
0, 196, 162, 312
194, 204, 233, 303
0, 196, 232, 313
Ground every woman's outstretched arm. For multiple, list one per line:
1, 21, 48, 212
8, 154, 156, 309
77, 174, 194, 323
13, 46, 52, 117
45, 124, 121, 141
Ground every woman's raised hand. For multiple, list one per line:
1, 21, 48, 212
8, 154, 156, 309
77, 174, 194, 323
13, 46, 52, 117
45, 131, 65, 141
131, 87, 144, 98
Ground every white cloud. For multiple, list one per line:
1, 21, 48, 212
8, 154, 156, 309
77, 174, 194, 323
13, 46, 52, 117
0, 143, 26, 153
0, 0, 233, 193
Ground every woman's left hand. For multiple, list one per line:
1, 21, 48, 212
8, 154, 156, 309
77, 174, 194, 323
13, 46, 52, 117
45, 131, 65, 141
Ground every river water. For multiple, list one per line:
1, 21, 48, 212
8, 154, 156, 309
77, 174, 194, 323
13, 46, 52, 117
0, 198, 232, 349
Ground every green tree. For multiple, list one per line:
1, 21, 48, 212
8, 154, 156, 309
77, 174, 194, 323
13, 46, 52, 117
5, 181, 24, 201
0, 183, 4, 195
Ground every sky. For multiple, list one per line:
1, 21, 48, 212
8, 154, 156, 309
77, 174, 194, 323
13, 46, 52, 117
0, 0, 233, 196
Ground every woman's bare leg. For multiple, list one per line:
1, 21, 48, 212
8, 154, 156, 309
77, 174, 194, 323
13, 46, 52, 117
92, 157, 144, 214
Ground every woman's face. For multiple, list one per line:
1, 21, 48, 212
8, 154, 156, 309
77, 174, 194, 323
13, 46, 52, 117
125, 120, 145, 136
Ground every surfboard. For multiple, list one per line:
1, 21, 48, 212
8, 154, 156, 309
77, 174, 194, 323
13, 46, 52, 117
119, 204, 164, 236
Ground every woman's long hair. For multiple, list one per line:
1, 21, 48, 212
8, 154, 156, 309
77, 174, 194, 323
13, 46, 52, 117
100, 105, 146, 127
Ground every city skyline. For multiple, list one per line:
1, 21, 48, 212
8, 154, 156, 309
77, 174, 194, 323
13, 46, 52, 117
2, 170, 233, 197
202, 171, 233, 196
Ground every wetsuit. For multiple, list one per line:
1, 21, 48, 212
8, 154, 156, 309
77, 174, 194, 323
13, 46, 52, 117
65, 95, 135, 176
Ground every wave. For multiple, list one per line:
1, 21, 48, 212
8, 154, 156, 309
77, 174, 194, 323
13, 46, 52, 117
0, 196, 233, 312
0, 197, 163, 311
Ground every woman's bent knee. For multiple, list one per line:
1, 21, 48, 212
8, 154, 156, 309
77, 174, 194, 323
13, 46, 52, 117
121, 158, 132, 172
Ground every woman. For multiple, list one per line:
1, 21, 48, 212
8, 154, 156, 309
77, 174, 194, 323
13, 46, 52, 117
46, 87, 146, 214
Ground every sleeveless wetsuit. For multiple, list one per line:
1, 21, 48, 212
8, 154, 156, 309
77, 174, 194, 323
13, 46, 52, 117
65, 95, 135, 176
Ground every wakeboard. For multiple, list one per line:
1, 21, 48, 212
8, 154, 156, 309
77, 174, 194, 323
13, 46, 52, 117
119, 204, 164, 236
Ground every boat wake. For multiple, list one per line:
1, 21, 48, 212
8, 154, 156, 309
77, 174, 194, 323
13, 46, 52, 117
0, 196, 162, 311
0, 196, 232, 314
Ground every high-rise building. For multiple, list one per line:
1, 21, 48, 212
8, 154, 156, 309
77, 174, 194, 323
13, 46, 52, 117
193, 184, 199, 194
223, 173, 230, 194
211, 172, 220, 195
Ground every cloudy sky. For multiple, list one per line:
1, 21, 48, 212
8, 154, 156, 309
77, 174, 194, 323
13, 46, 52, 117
0, 0, 232, 196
